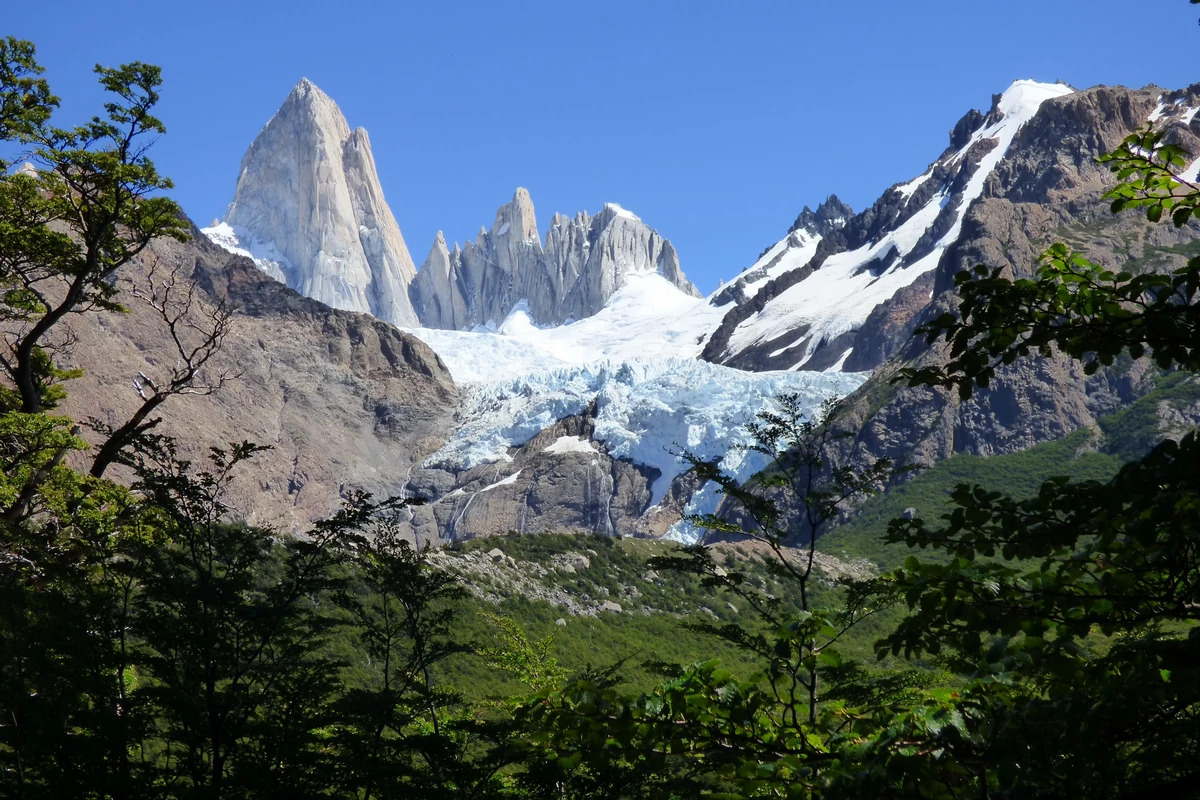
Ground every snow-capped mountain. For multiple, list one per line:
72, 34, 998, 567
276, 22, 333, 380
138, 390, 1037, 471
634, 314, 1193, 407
409, 190, 700, 330
703, 80, 1076, 373
205, 77, 1079, 379
204, 80, 699, 333
195, 75, 1200, 543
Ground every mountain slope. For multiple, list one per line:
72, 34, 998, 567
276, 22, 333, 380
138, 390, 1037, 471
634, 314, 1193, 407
64, 221, 457, 531
703, 80, 1076, 373
826, 82, 1200, 479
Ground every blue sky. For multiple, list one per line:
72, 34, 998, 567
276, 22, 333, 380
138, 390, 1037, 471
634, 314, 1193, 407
9, 0, 1198, 292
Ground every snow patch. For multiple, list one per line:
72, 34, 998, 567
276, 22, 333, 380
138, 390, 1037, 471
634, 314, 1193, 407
480, 471, 522, 492
712, 230, 823, 307
543, 436, 599, 455
895, 168, 934, 199
202, 222, 293, 285
604, 202, 640, 221
1181, 156, 1200, 185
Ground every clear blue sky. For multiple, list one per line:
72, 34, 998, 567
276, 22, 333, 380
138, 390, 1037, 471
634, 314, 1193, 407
9, 0, 1198, 292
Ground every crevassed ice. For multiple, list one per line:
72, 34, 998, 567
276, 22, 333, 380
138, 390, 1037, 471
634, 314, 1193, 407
409, 338, 867, 543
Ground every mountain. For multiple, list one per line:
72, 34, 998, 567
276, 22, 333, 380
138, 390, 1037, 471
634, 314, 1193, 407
410, 191, 700, 330
184, 76, 1200, 544
402, 78, 1200, 543
63, 220, 458, 532
703, 81, 1078, 373
822, 82, 1200, 479
208, 78, 421, 326
206, 81, 699, 333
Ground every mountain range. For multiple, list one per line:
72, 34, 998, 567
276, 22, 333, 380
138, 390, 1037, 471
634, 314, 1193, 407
69, 74, 1200, 542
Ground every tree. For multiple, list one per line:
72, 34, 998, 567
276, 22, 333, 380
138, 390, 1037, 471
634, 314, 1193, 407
331, 522, 471, 799
512, 397, 911, 799
0, 40, 186, 416
88, 256, 235, 479
860, 117, 1200, 796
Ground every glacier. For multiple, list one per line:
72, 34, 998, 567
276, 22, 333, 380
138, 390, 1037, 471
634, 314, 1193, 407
405, 321, 866, 542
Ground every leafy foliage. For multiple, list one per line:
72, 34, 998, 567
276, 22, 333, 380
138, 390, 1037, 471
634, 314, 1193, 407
868, 96, 1200, 797
7, 18, 1200, 799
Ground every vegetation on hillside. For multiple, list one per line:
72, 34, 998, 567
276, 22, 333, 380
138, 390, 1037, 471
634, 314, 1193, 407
4, 16, 1200, 797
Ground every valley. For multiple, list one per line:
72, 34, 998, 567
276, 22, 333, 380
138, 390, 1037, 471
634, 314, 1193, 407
4, 12, 1200, 793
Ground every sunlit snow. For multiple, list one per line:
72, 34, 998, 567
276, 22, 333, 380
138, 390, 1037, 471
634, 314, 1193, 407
543, 436, 599, 455
409, 273, 727, 381
712, 230, 823, 307
604, 202, 640, 221
479, 470, 522, 492
1181, 156, 1200, 185
725, 80, 1074, 369
202, 222, 293, 285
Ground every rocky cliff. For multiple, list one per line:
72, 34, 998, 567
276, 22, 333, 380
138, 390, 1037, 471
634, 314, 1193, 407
64, 219, 458, 531
214, 79, 422, 326
825, 83, 1200, 481
409, 189, 700, 330
207, 81, 699, 334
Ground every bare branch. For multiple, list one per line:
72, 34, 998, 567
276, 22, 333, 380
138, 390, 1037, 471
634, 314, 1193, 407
90, 256, 237, 478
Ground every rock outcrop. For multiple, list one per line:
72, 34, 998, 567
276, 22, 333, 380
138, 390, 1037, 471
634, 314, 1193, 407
63, 219, 457, 531
405, 405, 673, 544
219, 79, 421, 326
410, 190, 700, 330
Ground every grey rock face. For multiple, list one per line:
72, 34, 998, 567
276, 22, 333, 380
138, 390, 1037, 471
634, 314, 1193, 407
788, 195, 855, 238
411, 190, 700, 330
215, 81, 697, 332
549, 202, 699, 323
222, 79, 420, 326
406, 405, 688, 543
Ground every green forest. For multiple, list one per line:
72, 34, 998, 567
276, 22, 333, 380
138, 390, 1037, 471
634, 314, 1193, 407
4, 18, 1200, 799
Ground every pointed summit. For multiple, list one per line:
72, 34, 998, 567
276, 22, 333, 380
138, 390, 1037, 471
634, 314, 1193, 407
409, 231, 468, 329
491, 187, 540, 244
789, 195, 853, 238
216, 79, 420, 326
